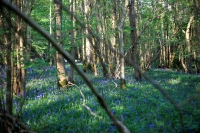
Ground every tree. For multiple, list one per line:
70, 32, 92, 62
54, 0, 68, 88
110, 0, 118, 79
183, 16, 194, 73
11, 0, 30, 96
118, 0, 128, 89
83, 0, 92, 65
1, 1, 12, 115
69, 0, 75, 82
128, 0, 141, 80
193, 0, 200, 73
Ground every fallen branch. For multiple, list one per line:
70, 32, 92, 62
70, 83, 102, 119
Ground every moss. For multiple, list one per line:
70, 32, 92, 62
120, 79, 126, 89
59, 78, 68, 88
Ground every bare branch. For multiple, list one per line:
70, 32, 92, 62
72, 83, 103, 119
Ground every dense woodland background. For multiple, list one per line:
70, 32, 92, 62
0, 0, 200, 132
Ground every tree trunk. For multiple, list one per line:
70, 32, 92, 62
193, 0, 200, 74
84, 0, 91, 63
54, 0, 67, 88
69, 0, 75, 82
128, 0, 141, 81
14, 0, 26, 96
93, 48, 98, 76
184, 16, 194, 73
118, 0, 128, 89
193, 51, 199, 73
111, 0, 118, 79
1, 5, 13, 115
193, 0, 200, 52
49, 0, 53, 66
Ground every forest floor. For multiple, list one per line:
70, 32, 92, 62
13, 64, 200, 133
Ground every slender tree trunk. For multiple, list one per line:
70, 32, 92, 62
14, 0, 26, 96
128, 0, 141, 81
84, 0, 91, 63
93, 46, 98, 76
193, 0, 200, 52
111, 0, 118, 79
193, 0, 200, 73
183, 16, 194, 73
118, 0, 128, 89
82, 28, 85, 62
2, 4, 13, 115
54, 0, 68, 88
193, 51, 199, 73
49, 0, 53, 66
69, 0, 75, 82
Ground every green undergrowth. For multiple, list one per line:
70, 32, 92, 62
13, 66, 200, 133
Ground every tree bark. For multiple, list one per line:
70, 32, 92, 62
193, 0, 200, 52
54, 0, 67, 88
111, 0, 118, 79
183, 16, 194, 73
69, 0, 75, 82
84, 0, 91, 63
14, 0, 26, 96
128, 0, 141, 81
118, 0, 128, 89
49, 0, 53, 66
1, 4, 13, 115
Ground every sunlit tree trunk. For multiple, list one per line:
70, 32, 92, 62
91, 1, 108, 77
128, 0, 141, 81
182, 16, 194, 73
118, 0, 128, 89
110, 0, 118, 79
54, 0, 67, 88
14, 0, 26, 96
84, 0, 91, 63
49, 0, 53, 66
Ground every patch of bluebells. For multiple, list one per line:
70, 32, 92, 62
107, 125, 117, 133
148, 123, 155, 129
17, 65, 200, 132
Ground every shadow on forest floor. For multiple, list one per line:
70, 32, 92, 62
11, 66, 200, 133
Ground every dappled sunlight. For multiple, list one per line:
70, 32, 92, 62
167, 78, 181, 85
10, 66, 200, 132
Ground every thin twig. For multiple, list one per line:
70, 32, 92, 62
70, 83, 103, 119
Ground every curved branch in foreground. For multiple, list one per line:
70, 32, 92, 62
0, 1, 131, 133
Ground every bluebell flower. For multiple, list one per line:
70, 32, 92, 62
134, 117, 138, 122
148, 123, 155, 129
112, 110, 116, 114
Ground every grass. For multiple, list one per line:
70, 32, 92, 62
12, 65, 200, 133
